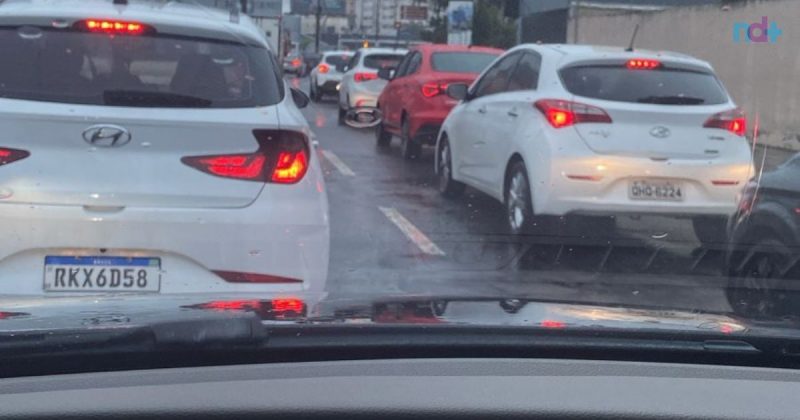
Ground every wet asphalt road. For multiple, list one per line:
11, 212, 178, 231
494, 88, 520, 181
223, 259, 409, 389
289, 76, 796, 314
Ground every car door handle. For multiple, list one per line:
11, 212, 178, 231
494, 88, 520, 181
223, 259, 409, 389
477, 107, 487, 114
507, 109, 519, 117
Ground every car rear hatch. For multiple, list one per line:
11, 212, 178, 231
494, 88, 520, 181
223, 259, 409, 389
558, 57, 745, 159
0, 19, 287, 209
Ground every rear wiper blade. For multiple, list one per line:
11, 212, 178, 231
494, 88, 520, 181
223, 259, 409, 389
103, 90, 213, 108
637, 95, 705, 105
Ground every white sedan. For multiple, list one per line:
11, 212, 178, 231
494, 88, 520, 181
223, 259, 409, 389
337, 47, 406, 124
0, 1, 329, 299
436, 44, 754, 243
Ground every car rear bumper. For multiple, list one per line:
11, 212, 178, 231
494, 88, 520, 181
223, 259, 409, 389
0, 188, 330, 297
533, 152, 753, 217
409, 109, 449, 145
345, 83, 384, 109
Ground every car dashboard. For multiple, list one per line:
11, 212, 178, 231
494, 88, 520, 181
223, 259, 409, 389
1, 358, 798, 419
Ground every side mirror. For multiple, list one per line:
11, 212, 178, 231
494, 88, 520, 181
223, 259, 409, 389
377, 67, 396, 81
291, 87, 310, 109
446, 83, 469, 101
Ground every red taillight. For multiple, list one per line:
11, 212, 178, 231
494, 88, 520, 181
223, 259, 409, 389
421, 82, 449, 98
354, 72, 378, 83
291, 58, 301, 67
213, 270, 303, 284
318, 63, 330, 74
182, 130, 309, 184
77, 19, 149, 35
272, 298, 305, 313
626, 59, 661, 70
271, 151, 308, 184
541, 320, 566, 329
534, 99, 612, 128
186, 298, 307, 319
704, 108, 747, 136
0, 147, 29, 166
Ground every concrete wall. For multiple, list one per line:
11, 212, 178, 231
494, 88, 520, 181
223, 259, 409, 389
568, 0, 800, 150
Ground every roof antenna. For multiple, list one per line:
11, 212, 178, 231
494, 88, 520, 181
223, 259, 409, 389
625, 24, 640, 52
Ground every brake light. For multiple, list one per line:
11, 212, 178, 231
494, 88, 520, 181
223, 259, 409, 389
0, 147, 29, 166
318, 63, 330, 73
534, 99, 612, 128
272, 151, 308, 184
291, 58, 301, 67
704, 108, 747, 136
77, 19, 148, 35
185, 298, 307, 319
272, 298, 305, 313
421, 82, 449, 98
541, 320, 566, 329
182, 130, 309, 184
626, 59, 661, 70
354, 72, 378, 83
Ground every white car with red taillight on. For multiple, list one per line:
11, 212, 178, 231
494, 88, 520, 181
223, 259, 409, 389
436, 44, 754, 243
0, 0, 329, 299
337, 47, 406, 125
309, 50, 354, 102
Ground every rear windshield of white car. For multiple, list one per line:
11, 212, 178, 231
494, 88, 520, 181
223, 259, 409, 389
431, 52, 499, 73
325, 54, 352, 67
0, 27, 283, 108
559, 64, 728, 105
363, 54, 404, 70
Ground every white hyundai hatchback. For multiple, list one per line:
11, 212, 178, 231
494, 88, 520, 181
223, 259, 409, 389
0, 0, 329, 298
337, 47, 406, 124
436, 44, 754, 243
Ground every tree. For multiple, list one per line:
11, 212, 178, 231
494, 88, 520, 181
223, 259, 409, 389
471, 0, 516, 49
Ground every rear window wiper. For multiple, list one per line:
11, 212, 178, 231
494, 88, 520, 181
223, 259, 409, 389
637, 95, 706, 105
103, 90, 213, 108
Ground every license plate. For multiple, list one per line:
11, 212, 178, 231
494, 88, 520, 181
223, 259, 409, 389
44, 256, 161, 293
629, 179, 684, 201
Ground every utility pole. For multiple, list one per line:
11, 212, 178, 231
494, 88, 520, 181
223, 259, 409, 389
239, 0, 247, 14
314, 0, 322, 53
374, 0, 380, 42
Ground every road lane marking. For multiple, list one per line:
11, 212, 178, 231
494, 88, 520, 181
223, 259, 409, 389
379, 206, 446, 256
320, 150, 356, 176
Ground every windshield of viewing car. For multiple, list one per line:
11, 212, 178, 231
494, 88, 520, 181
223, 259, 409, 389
0, 27, 281, 107
2, 0, 800, 374
431, 52, 499, 73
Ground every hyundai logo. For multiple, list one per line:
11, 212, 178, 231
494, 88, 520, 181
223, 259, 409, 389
649, 126, 671, 139
82, 124, 132, 147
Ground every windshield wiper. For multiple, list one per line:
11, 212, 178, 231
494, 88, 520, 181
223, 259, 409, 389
637, 95, 706, 105
103, 90, 213, 108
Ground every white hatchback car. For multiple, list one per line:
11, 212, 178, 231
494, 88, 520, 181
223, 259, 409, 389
0, 0, 329, 299
337, 47, 406, 124
309, 50, 354, 102
436, 44, 754, 243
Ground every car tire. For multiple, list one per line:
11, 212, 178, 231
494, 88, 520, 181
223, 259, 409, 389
400, 117, 421, 160
376, 119, 392, 147
437, 136, 465, 198
692, 216, 728, 246
505, 161, 535, 236
727, 237, 794, 318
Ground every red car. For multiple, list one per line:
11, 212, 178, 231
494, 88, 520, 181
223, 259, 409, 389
376, 44, 503, 159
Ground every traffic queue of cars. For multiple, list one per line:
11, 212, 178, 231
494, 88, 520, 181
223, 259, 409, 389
0, 0, 327, 303
305, 42, 797, 317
